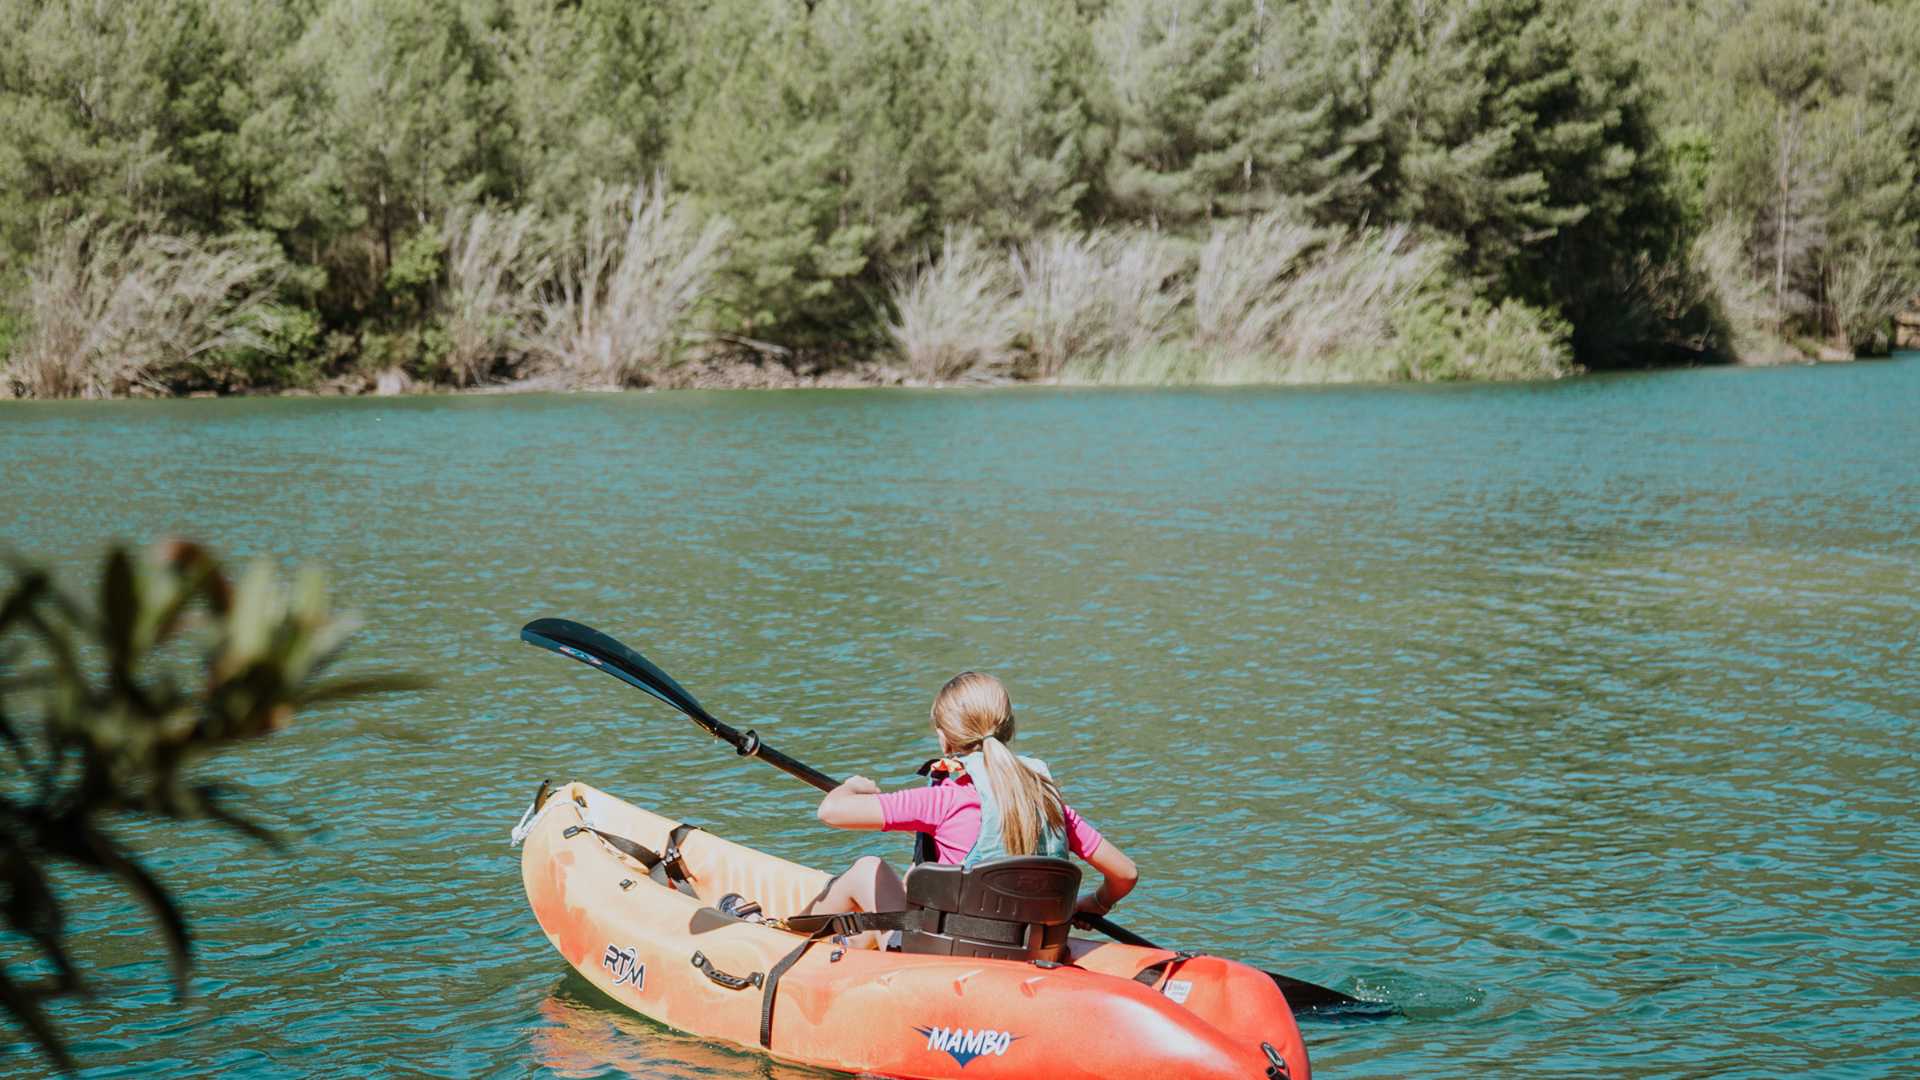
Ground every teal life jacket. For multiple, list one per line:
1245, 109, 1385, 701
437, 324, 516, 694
913, 751, 1069, 867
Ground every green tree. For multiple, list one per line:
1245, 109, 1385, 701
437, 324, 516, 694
0, 1, 244, 259
289, 0, 504, 307
490, 0, 689, 216
924, 0, 1106, 245
669, 0, 944, 349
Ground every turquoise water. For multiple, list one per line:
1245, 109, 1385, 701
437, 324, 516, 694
3, 359, 1917, 1077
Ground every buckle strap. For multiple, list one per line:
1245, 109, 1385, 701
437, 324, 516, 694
563, 824, 665, 870
658, 823, 701, 898
760, 922, 839, 1048
559, 823, 701, 900
1132, 950, 1199, 989
775, 910, 912, 937
760, 907, 922, 1048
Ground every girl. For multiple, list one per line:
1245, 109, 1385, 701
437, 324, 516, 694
798, 671, 1137, 948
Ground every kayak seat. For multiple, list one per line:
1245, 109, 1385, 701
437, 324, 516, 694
899, 856, 1081, 963
759, 856, 1082, 1049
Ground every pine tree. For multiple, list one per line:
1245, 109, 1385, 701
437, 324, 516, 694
925, 0, 1104, 245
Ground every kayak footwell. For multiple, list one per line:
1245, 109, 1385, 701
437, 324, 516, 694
518, 781, 1310, 1080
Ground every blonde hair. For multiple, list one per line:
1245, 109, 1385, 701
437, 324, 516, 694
931, 672, 1066, 856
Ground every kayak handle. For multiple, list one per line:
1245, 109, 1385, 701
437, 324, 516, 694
690, 950, 764, 991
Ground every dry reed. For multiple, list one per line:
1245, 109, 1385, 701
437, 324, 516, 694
1190, 213, 1439, 382
528, 181, 731, 387
1012, 229, 1187, 379
7, 220, 286, 399
441, 204, 547, 385
887, 228, 1020, 381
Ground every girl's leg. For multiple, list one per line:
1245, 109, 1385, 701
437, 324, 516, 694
798, 855, 905, 949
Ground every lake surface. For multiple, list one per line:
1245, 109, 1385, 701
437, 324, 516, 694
3, 359, 1917, 1078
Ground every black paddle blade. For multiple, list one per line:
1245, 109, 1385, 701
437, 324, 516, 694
1079, 913, 1392, 1018
520, 618, 713, 722
1267, 971, 1398, 1019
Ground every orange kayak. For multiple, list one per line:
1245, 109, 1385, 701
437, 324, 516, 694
516, 782, 1311, 1079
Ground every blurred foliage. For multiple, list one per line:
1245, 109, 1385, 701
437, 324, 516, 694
0, 0, 1915, 392
0, 541, 424, 1070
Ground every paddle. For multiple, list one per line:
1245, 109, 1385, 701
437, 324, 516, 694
519, 616, 1390, 1017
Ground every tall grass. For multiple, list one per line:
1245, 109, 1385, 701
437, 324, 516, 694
528, 181, 731, 387
1012, 229, 1186, 378
889, 211, 1575, 386
1188, 214, 1440, 382
1188, 214, 1327, 363
441, 204, 547, 386
888, 228, 1020, 381
6, 220, 285, 398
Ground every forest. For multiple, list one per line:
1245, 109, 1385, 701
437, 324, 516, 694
1, 0, 1916, 396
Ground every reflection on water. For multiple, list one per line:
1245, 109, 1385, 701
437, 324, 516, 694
531, 977, 829, 1079
2, 358, 1917, 1077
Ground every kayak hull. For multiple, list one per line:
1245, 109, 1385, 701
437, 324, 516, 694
519, 782, 1310, 1079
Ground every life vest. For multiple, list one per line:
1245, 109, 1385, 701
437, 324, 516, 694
886, 751, 1078, 961
912, 752, 1070, 867
781, 752, 1079, 964
761, 756, 1081, 1048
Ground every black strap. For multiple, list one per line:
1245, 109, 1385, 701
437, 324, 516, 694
777, 910, 912, 937
659, 823, 701, 897
562, 823, 701, 899
910, 757, 953, 866
760, 925, 833, 1048
943, 911, 1032, 947
1132, 950, 1199, 989
760, 905, 930, 1047
564, 825, 665, 869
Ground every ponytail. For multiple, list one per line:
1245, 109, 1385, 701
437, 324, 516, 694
931, 671, 1067, 856
978, 735, 1067, 856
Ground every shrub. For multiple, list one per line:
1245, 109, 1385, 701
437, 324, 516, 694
887, 227, 1020, 381
7, 220, 288, 398
1386, 297, 1575, 381
528, 181, 731, 387
441, 203, 547, 385
1189, 212, 1442, 382
1012, 229, 1187, 379
0, 541, 423, 1071
211, 303, 327, 390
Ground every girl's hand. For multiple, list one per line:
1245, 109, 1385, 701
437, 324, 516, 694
818, 778, 886, 829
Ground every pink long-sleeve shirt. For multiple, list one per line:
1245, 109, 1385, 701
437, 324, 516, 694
876, 775, 1104, 865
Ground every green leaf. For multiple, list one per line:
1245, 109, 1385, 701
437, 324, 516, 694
52, 823, 193, 998
0, 968, 76, 1073
100, 549, 139, 684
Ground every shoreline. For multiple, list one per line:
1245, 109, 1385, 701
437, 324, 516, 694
7, 347, 1911, 403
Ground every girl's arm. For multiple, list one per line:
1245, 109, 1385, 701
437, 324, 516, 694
1077, 837, 1139, 916
816, 775, 887, 829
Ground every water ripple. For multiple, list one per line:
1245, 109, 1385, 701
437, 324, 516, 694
2, 361, 1917, 1075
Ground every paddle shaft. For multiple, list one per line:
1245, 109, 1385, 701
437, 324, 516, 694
521, 618, 838, 792
679, 703, 839, 794
520, 617, 1376, 1014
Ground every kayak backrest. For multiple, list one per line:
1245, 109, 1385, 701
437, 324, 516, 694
900, 856, 1081, 963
